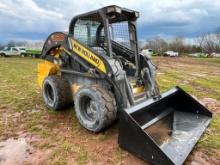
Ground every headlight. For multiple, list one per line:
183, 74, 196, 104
54, 59, 62, 66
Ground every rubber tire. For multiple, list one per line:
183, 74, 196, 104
74, 85, 117, 133
0, 53, 6, 57
42, 75, 72, 110
20, 54, 25, 58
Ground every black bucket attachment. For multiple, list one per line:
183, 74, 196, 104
118, 87, 212, 165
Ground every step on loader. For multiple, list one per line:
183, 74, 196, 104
38, 5, 212, 165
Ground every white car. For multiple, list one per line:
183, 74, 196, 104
164, 51, 179, 57
0, 47, 26, 57
211, 52, 220, 58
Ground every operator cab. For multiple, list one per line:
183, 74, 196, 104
69, 5, 140, 77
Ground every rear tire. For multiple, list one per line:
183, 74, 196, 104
74, 85, 117, 132
42, 75, 72, 110
20, 54, 25, 58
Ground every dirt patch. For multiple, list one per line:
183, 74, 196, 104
153, 57, 220, 68
86, 136, 149, 165
88, 139, 118, 164
0, 138, 28, 165
18, 132, 53, 165
187, 150, 220, 165
26, 149, 52, 165
0, 108, 22, 140
0, 107, 21, 119
0, 132, 53, 165
51, 121, 149, 165
200, 98, 220, 115
123, 155, 149, 165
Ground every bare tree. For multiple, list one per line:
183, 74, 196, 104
24, 41, 44, 50
145, 36, 168, 55
169, 37, 185, 55
143, 33, 220, 55
195, 31, 220, 55
216, 27, 220, 53
16, 41, 27, 47
195, 35, 206, 53
7, 40, 16, 47
190, 45, 201, 53
203, 34, 215, 55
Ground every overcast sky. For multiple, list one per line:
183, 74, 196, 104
0, 0, 219, 43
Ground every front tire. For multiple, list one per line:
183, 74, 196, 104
42, 75, 72, 110
74, 85, 117, 132
0, 53, 6, 57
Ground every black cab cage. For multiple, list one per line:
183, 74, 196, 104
69, 5, 140, 33
68, 5, 141, 77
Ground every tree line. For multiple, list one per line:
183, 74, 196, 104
0, 40, 43, 50
141, 28, 220, 55
1, 28, 220, 55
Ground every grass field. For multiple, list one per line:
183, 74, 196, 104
0, 57, 220, 164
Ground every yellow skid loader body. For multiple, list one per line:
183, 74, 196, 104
37, 61, 59, 88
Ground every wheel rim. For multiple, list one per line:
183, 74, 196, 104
80, 96, 98, 122
45, 83, 55, 104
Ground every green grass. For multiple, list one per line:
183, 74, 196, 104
197, 117, 220, 158
0, 58, 42, 112
75, 146, 88, 165
0, 57, 220, 162
198, 117, 220, 149
112, 148, 128, 163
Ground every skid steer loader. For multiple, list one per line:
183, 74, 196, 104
38, 5, 212, 165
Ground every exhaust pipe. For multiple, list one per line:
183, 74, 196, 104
118, 87, 212, 165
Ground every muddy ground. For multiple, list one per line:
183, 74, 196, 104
0, 57, 220, 165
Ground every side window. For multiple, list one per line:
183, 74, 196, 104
19, 48, 26, 51
12, 48, 18, 51
74, 19, 100, 46
110, 21, 131, 48
74, 21, 88, 45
